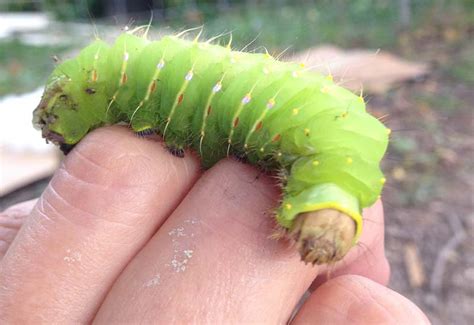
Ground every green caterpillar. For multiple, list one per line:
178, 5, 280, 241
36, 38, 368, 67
33, 29, 389, 265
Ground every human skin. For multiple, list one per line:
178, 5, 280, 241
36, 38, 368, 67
0, 126, 429, 324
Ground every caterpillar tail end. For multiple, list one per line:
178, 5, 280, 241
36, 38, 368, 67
277, 183, 364, 265
289, 209, 355, 265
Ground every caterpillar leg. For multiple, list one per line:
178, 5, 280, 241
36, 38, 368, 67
59, 143, 76, 155
166, 145, 185, 158
289, 209, 355, 265
232, 151, 248, 164
134, 128, 156, 137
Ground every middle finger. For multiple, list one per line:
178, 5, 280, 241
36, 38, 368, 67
95, 160, 318, 324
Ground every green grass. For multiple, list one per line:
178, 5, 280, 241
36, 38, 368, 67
1, 0, 472, 97
153, 0, 473, 53
0, 39, 69, 96
160, 1, 401, 52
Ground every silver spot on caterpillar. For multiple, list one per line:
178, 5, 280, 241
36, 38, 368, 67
212, 82, 222, 93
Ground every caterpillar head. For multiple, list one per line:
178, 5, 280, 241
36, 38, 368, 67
33, 76, 105, 154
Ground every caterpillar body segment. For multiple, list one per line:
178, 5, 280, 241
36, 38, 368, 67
33, 32, 389, 264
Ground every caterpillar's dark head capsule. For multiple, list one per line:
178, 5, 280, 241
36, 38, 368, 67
289, 209, 356, 265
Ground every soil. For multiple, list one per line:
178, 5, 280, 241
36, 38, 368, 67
372, 72, 474, 324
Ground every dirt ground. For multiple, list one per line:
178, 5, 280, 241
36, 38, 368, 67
0, 27, 473, 325
374, 75, 473, 323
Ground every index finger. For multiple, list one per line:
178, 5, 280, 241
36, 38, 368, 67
0, 126, 201, 323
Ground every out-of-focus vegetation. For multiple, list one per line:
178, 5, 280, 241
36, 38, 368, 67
4, 0, 474, 50
0, 0, 40, 11
0, 40, 69, 96
167, 0, 472, 51
3, 1, 473, 50
1, 0, 472, 96
446, 44, 474, 86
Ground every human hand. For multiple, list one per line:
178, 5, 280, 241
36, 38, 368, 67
0, 126, 429, 324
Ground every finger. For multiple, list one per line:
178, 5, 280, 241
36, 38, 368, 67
94, 160, 319, 324
0, 199, 37, 260
292, 275, 430, 324
333, 200, 390, 285
0, 126, 201, 323
313, 200, 390, 288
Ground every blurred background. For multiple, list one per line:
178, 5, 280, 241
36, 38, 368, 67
0, 0, 472, 323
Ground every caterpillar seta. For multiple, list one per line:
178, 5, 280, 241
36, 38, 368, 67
33, 28, 389, 265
